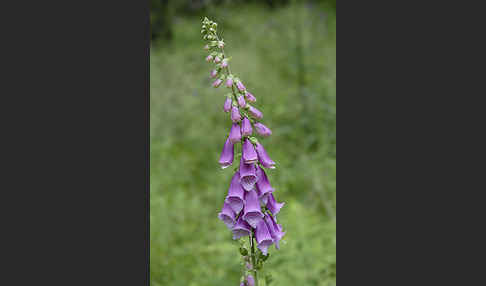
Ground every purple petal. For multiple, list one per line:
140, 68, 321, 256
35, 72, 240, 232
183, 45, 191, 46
239, 158, 258, 191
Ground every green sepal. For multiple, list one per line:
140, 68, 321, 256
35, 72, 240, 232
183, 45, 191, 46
248, 136, 259, 144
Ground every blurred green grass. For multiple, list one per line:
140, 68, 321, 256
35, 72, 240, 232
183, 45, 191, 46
150, 2, 335, 285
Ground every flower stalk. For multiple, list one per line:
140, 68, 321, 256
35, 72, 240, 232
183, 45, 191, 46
202, 17, 284, 286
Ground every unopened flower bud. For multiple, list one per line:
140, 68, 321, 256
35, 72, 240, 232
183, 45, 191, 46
248, 105, 263, 119
254, 122, 271, 137
206, 55, 213, 62
231, 106, 242, 122
246, 275, 255, 286
237, 95, 246, 108
226, 78, 233, 88
204, 44, 209, 50
218, 41, 225, 48
236, 81, 246, 92
213, 79, 223, 88
210, 69, 218, 78
245, 91, 256, 102
224, 97, 232, 112
214, 56, 221, 63
221, 59, 228, 68
241, 117, 252, 136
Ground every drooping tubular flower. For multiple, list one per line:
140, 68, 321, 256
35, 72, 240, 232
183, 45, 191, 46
254, 142, 275, 169
229, 123, 242, 144
264, 214, 285, 250
255, 220, 274, 255
239, 158, 258, 191
202, 17, 285, 285
232, 216, 252, 240
266, 193, 284, 216
242, 190, 264, 228
242, 139, 258, 164
255, 166, 274, 198
218, 201, 236, 229
225, 171, 245, 214
218, 137, 234, 169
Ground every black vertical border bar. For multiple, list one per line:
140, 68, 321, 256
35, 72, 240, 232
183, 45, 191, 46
1, 0, 151, 284
145, 0, 151, 284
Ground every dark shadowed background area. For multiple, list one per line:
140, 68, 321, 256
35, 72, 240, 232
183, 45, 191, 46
150, 0, 335, 285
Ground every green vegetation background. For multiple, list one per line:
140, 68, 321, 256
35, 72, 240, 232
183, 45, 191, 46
150, 2, 335, 285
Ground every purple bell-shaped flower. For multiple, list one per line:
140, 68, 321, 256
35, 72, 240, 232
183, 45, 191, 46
242, 190, 264, 228
218, 201, 236, 229
255, 220, 274, 255
232, 216, 252, 240
225, 171, 245, 213
218, 137, 234, 169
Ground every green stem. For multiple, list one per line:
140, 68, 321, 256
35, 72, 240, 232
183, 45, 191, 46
250, 233, 259, 286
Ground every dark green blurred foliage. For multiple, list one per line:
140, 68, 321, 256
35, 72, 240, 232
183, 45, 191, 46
151, 0, 173, 41
151, 1, 335, 285
150, 0, 336, 40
